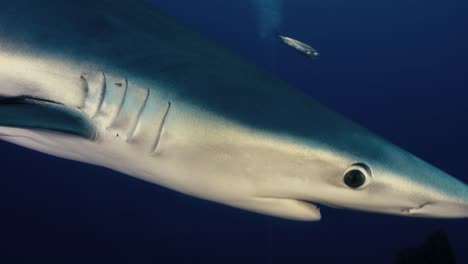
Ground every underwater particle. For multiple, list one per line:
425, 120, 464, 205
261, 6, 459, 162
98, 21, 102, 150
277, 34, 319, 59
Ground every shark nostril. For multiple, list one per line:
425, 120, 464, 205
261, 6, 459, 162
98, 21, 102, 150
401, 202, 433, 214
417, 202, 433, 209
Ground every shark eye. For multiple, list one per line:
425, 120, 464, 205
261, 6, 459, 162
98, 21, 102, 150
343, 163, 372, 189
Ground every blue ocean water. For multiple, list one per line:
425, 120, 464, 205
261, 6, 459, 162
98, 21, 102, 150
0, 0, 467, 263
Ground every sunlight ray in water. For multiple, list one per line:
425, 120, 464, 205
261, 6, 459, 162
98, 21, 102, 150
251, 0, 283, 39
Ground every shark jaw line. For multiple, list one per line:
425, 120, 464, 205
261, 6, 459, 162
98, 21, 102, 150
250, 196, 322, 221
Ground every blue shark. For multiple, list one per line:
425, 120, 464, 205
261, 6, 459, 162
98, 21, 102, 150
0, 0, 467, 221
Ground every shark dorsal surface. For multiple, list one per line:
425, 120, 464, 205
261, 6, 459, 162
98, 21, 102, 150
0, 0, 467, 221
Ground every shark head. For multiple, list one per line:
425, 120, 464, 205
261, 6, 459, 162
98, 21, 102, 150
250, 124, 468, 221
313, 142, 468, 219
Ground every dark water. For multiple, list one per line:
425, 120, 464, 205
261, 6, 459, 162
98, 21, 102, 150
1, 0, 467, 263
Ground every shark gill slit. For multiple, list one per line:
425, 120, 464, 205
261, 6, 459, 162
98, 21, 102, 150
79, 75, 89, 109
92, 72, 107, 118
151, 101, 171, 154
107, 78, 128, 128
126, 88, 150, 141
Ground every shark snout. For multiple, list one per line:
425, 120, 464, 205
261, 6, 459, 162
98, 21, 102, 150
385, 153, 468, 219
403, 200, 468, 218
412, 174, 468, 218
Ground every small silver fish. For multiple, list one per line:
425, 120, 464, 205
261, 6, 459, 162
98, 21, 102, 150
278, 34, 320, 59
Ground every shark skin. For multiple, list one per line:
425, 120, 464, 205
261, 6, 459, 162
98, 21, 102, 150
0, 0, 467, 221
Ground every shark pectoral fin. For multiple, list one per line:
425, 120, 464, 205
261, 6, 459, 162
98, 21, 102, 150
0, 97, 95, 139
240, 198, 321, 221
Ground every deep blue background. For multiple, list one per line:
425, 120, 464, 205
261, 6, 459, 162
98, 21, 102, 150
1, 0, 467, 263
